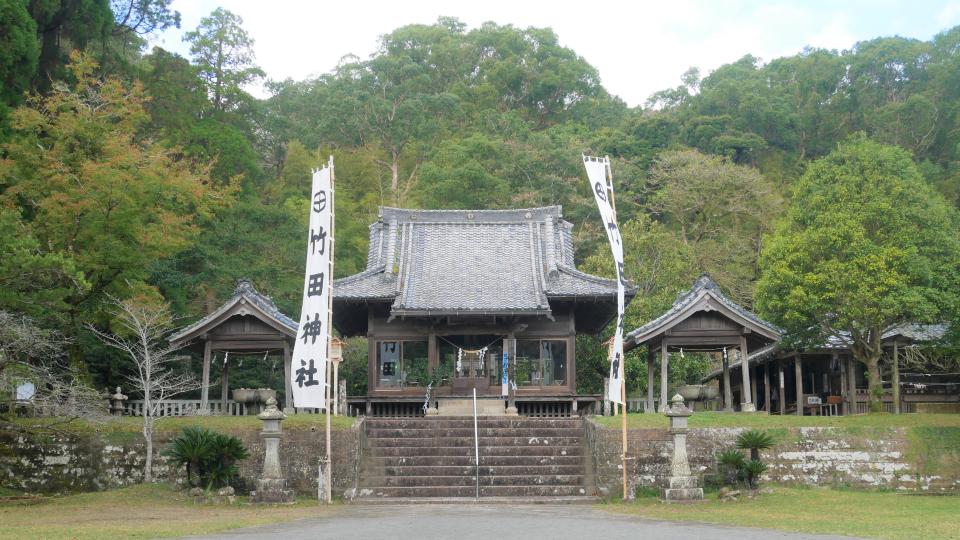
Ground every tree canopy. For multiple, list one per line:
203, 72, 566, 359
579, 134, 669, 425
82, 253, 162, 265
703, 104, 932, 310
756, 136, 960, 407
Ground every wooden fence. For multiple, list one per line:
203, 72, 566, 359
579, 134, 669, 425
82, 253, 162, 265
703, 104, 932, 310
124, 399, 246, 417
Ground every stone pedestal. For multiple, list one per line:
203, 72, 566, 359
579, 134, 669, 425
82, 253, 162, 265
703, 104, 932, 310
250, 398, 295, 504
661, 394, 704, 503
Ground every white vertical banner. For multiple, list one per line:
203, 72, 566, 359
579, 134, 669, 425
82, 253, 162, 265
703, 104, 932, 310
291, 165, 333, 409
583, 155, 625, 405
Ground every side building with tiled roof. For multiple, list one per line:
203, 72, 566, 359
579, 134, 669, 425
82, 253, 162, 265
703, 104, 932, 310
333, 206, 635, 416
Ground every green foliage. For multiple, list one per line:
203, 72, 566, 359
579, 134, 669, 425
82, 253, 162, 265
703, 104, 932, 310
741, 459, 768, 489
165, 426, 250, 489
735, 429, 776, 461
0, 0, 38, 106
757, 136, 960, 406
0, 54, 229, 337
184, 7, 263, 112
717, 449, 745, 485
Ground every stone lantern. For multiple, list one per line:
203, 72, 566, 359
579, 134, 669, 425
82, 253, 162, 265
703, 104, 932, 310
661, 393, 704, 502
108, 386, 128, 416
250, 397, 295, 503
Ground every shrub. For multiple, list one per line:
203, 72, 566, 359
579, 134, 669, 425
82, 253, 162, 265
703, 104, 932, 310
735, 429, 776, 461
166, 427, 250, 489
742, 459, 768, 489
717, 449, 745, 485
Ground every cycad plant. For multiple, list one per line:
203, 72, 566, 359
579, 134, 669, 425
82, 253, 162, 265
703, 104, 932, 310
166, 427, 250, 489
166, 426, 215, 487
735, 429, 775, 461
741, 459, 768, 489
717, 449, 745, 485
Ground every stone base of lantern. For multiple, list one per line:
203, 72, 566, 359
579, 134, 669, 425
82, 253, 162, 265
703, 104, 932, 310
661, 475, 704, 502
250, 478, 295, 504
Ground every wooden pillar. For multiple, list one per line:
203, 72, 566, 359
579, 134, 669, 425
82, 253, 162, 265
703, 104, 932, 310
646, 346, 655, 414
721, 349, 733, 411
283, 340, 292, 411
659, 341, 669, 413
763, 363, 771, 413
778, 359, 786, 416
221, 354, 230, 414
846, 355, 857, 415
750, 366, 758, 409
838, 351, 847, 415
795, 354, 803, 416
739, 336, 754, 412
201, 340, 211, 413
892, 340, 901, 414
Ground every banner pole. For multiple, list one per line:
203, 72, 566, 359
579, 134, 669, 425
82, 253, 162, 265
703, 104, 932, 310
324, 155, 335, 504
605, 156, 628, 501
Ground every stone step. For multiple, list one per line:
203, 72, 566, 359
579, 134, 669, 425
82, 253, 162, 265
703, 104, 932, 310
365, 427, 583, 439
360, 474, 584, 488
365, 436, 582, 448
361, 455, 585, 467
356, 485, 590, 498
364, 418, 582, 429
364, 445, 583, 458
361, 464, 585, 477
352, 496, 600, 505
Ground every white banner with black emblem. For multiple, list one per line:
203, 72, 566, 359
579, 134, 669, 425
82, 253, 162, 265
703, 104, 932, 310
290, 165, 332, 409
583, 155, 625, 405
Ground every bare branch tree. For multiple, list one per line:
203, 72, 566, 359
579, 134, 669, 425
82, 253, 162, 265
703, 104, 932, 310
87, 297, 199, 482
0, 310, 109, 434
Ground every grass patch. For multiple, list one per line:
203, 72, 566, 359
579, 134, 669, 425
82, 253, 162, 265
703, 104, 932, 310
592, 412, 960, 430
0, 483, 331, 540
604, 486, 960, 540
907, 426, 960, 479
13, 414, 357, 435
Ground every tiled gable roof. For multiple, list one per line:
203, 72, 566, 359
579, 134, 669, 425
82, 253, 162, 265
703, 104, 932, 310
170, 279, 297, 345
625, 274, 782, 348
334, 206, 631, 317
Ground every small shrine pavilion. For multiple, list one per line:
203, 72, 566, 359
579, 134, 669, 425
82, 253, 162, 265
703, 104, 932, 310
333, 206, 634, 416
623, 275, 782, 412
169, 280, 298, 412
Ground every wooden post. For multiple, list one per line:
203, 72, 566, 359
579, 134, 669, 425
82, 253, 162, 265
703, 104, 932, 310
795, 354, 803, 416
892, 340, 901, 414
838, 351, 847, 415
333, 360, 340, 416
620, 338, 628, 500
324, 155, 335, 504
646, 347, 655, 414
201, 340, 211, 412
659, 342, 669, 413
750, 366, 758, 409
721, 349, 733, 411
778, 359, 786, 416
283, 340, 292, 411
763, 363, 771, 413
220, 354, 230, 414
846, 355, 857, 415
739, 336, 754, 411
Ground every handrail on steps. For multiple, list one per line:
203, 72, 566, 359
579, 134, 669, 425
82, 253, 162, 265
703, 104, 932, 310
473, 388, 480, 499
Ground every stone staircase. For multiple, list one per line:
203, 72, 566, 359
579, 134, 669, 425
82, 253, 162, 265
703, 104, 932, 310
355, 416, 595, 501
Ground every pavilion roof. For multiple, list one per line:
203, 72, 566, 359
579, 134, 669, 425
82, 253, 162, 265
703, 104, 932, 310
169, 279, 297, 347
624, 274, 783, 350
334, 206, 634, 332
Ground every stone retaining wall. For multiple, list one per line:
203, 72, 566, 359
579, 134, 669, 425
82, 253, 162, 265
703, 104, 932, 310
0, 420, 362, 496
586, 420, 960, 495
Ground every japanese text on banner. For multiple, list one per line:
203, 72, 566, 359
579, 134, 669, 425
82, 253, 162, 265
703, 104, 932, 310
291, 166, 332, 409
583, 156, 625, 405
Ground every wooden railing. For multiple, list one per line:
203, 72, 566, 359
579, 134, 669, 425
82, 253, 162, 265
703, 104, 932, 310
124, 399, 246, 417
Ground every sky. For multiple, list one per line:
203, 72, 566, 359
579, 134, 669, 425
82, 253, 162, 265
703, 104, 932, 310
149, 0, 960, 107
